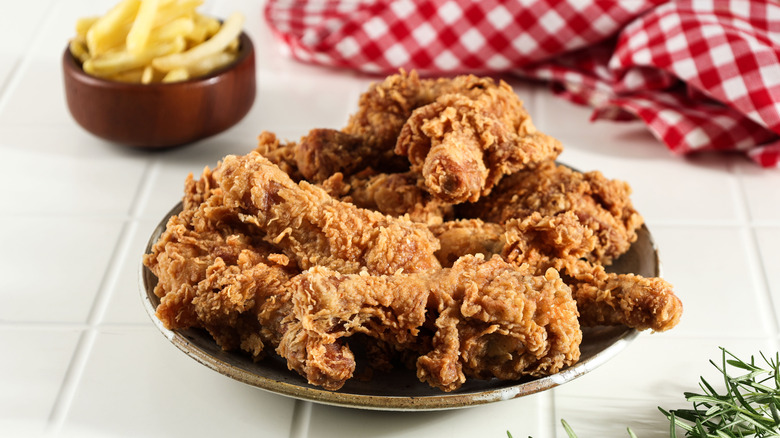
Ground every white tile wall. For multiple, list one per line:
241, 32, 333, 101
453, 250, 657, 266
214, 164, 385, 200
2, 1, 779, 437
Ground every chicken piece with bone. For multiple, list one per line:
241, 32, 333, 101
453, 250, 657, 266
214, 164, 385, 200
214, 151, 442, 276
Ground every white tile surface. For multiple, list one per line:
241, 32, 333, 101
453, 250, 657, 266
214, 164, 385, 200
755, 227, 780, 327
308, 393, 547, 438
0, 328, 80, 435
100, 219, 161, 325
0, 147, 148, 216
1, 217, 124, 323
648, 225, 772, 337
554, 336, 775, 436
60, 329, 296, 437
738, 161, 780, 223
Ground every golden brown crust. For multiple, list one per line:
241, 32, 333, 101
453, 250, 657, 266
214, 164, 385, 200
501, 212, 682, 332
215, 152, 442, 275
320, 170, 454, 225
396, 82, 562, 203
460, 161, 644, 266
278, 255, 580, 391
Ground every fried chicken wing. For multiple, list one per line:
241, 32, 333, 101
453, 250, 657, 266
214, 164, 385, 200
343, 70, 440, 152
215, 152, 441, 275
278, 255, 581, 391
429, 212, 681, 332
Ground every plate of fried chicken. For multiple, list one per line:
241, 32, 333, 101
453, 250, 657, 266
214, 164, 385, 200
141, 71, 683, 410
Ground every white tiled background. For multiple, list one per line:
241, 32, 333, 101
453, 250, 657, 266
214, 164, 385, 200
2, 1, 778, 437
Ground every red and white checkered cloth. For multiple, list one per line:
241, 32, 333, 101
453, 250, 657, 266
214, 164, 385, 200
264, 0, 780, 168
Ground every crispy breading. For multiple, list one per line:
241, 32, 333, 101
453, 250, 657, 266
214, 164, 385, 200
320, 170, 453, 225
278, 255, 581, 391
214, 152, 442, 275
459, 161, 644, 265
396, 86, 561, 203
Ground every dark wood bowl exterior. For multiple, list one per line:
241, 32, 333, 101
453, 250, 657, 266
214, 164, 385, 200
63, 33, 256, 148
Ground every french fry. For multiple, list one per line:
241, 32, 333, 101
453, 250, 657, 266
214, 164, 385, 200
162, 67, 189, 82
69, 38, 91, 63
75, 16, 99, 38
151, 12, 243, 72
109, 67, 146, 83
73, 0, 241, 83
84, 36, 185, 77
141, 65, 156, 84
151, 0, 203, 27
187, 51, 236, 76
86, 0, 140, 56
126, 0, 160, 55
186, 14, 209, 45
200, 14, 221, 39
226, 36, 239, 52
149, 16, 194, 43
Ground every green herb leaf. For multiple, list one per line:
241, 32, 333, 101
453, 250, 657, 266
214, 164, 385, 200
661, 347, 780, 437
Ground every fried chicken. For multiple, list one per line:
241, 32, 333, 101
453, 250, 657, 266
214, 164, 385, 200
429, 219, 506, 267
342, 70, 441, 152
459, 161, 643, 266
395, 88, 562, 203
278, 255, 581, 391
144, 167, 298, 359
257, 71, 560, 205
255, 130, 303, 181
501, 212, 682, 332
429, 213, 682, 332
320, 170, 453, 225
214, 152, 442, 275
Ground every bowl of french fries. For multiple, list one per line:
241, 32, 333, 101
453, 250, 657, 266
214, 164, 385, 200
63, 0, 256, 148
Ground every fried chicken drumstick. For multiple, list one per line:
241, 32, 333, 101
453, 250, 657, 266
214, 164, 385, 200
215, 152, 441, 276
144, 167, 297, 359
432, 213, 682, 332
395, 87, 561, 203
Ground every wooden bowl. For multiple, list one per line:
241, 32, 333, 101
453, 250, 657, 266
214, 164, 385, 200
62, 32, 256, 148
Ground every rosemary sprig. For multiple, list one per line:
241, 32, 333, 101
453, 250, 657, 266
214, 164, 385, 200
509, 347, 780, 438
660, 347, 780, 437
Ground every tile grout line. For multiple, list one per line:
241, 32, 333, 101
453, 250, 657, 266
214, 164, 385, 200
45, 221, 136, 433
0, 0, 58, 115
46, 158, 159, 433
45, 329, 98, 435
0, 58, 23, 111
130, 158, 162, 221
288, 400, 312, 438
539, 390, 557, 438
731, 164, 780, 346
